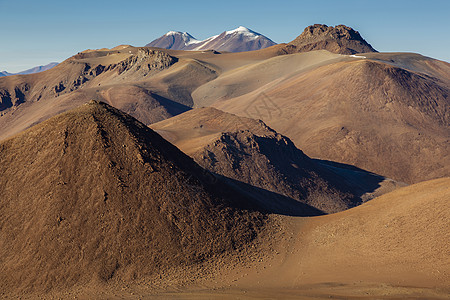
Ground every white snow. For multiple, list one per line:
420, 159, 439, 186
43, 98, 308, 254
186, 38, 202, 45
164, 31, 200, 46
226, 26, 251, 34
165, 31, 182, 36
192, 35, 220, 50
225, 26, 260, 40
161, 26, 267, 51
350, 55, 366, 59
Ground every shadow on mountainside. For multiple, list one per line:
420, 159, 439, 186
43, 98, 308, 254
314, 159, 405, 200
151, 92, 191, 116
213, 174, 324, 217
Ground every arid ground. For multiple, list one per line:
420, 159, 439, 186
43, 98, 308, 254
0, 25, 448, 299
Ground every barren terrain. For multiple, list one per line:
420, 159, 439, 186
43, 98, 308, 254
1, 45, 448, 183
0, 24, 449, 299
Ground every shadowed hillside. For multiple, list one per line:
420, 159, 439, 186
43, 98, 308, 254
0, 101, 281, 294
152, 107, 403, 213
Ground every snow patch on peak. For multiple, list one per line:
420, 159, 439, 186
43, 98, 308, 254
225, 26, 261, 40
227, 26, 250, 33
186, 37, 202, 45
165, 31, 182, 36
191, 34, 220, 51
147, 26, 276, 52
164, 31, 199, 45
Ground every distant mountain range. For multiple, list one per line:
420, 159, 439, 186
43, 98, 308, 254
146, 26, 276, 52
0, 62, 58, 77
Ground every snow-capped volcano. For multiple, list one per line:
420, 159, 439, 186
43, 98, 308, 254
225, 26, 262, 39
146, 26, 276, 52
146, 31, 200, 50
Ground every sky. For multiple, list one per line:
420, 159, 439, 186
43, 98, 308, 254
0, 0, 449, 72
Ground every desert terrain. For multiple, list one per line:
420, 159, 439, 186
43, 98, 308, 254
0, 24, 449, 299
1, 38, 448, 183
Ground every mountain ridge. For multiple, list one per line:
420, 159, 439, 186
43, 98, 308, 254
146, 26, 276, 52
0, 62, 58, 77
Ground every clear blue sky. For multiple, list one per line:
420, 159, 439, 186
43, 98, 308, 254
1, 0, 449, 72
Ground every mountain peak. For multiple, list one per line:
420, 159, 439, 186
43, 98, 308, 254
225, 26, 262, 39
165, 30, 182, 35
147, 30, 199, 49
236, 25, 250, 31
165, 31, 196, 39
286, 24, 377, 55
0, 100, 269, 291
226, 26, 252, 34
146, 27, 276, 52
300, 24, 366, 42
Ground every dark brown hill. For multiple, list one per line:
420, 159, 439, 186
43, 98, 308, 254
0, 101, 278, 295
194, 130, 357, 213
284, 24, 377, 55
152, 107, 403, 213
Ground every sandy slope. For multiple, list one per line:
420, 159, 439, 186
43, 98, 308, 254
150, 177, 450, 299
41, 178, 450, 299
0, 102, 448, 299
265, 177, 450, 287
192, 50, 345, 107
211, 53, 450, 183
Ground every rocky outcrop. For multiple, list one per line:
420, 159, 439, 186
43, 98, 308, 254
0, 83, 30, 110
114, 48, 178, 76
49, 49, 178, 97
0, 89, 12, 110
284, 24, 377, 55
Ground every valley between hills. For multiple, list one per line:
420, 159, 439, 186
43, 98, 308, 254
0, 24, 448, 299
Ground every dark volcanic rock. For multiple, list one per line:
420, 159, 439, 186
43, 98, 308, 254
285, 24, 377, 55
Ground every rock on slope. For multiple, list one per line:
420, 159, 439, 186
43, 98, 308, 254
146, 26, 277, 52
151, 107, 402, 214
282, 24, 377, 54
0, 101, 277, 295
